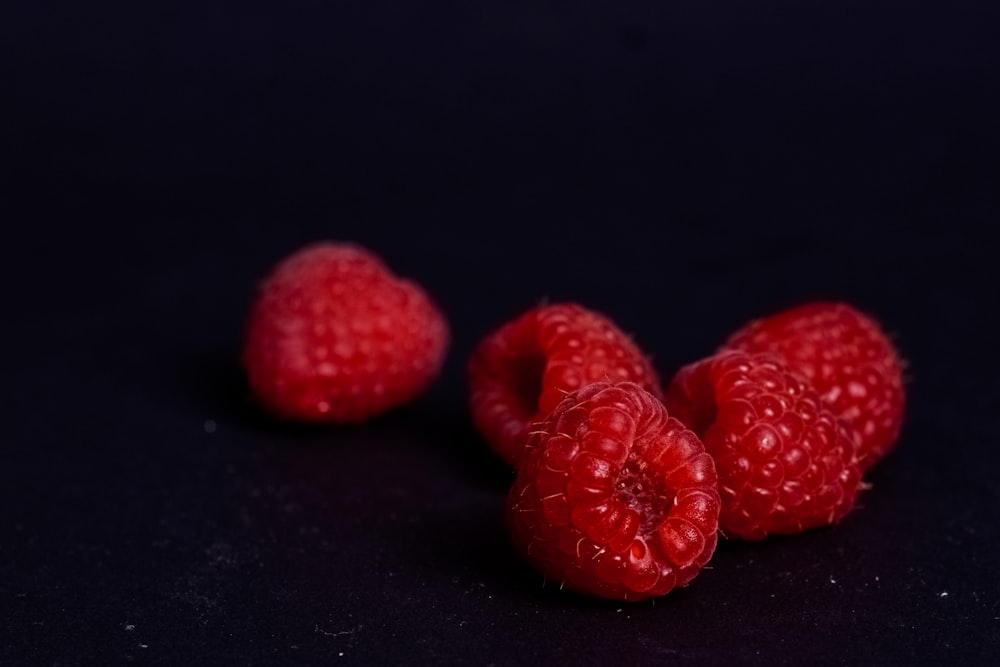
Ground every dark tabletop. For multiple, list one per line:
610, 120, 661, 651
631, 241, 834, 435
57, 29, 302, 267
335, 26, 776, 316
2, 1, 999, 664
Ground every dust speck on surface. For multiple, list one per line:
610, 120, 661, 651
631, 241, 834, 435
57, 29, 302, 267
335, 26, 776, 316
203, 419, 217, 433
316, 623, 362, 637
125, 623, 135, 631
940, 591, 949, 597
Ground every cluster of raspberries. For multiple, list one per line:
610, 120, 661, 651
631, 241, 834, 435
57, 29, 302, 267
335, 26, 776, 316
244, 242, 906, 602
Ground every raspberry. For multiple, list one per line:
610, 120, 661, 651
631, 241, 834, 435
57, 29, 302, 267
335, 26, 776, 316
664, 351, 861, 540
506, 382, 720, 601
724, 302, 905, 470
243, 242, 449, 423
468, 304, 662, 467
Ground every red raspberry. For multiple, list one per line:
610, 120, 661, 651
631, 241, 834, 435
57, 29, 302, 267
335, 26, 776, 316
506, 382, 720, 601
243, 242, 449, 423
664, 351, 862, 540
468, 304, 662, 467
724, 302, 905, 470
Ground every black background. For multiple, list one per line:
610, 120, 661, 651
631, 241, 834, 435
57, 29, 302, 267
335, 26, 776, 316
3, 1, 999, 664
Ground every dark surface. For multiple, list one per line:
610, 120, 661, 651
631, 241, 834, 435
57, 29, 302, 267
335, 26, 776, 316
3, 1, 1000, 664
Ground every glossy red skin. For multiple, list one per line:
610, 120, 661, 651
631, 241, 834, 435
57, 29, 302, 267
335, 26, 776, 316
243, 242, 449, 423
507, 382, 720, 601
724, 302, 904, 470
468, 304, 662, 467
665, 351, 862, 541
